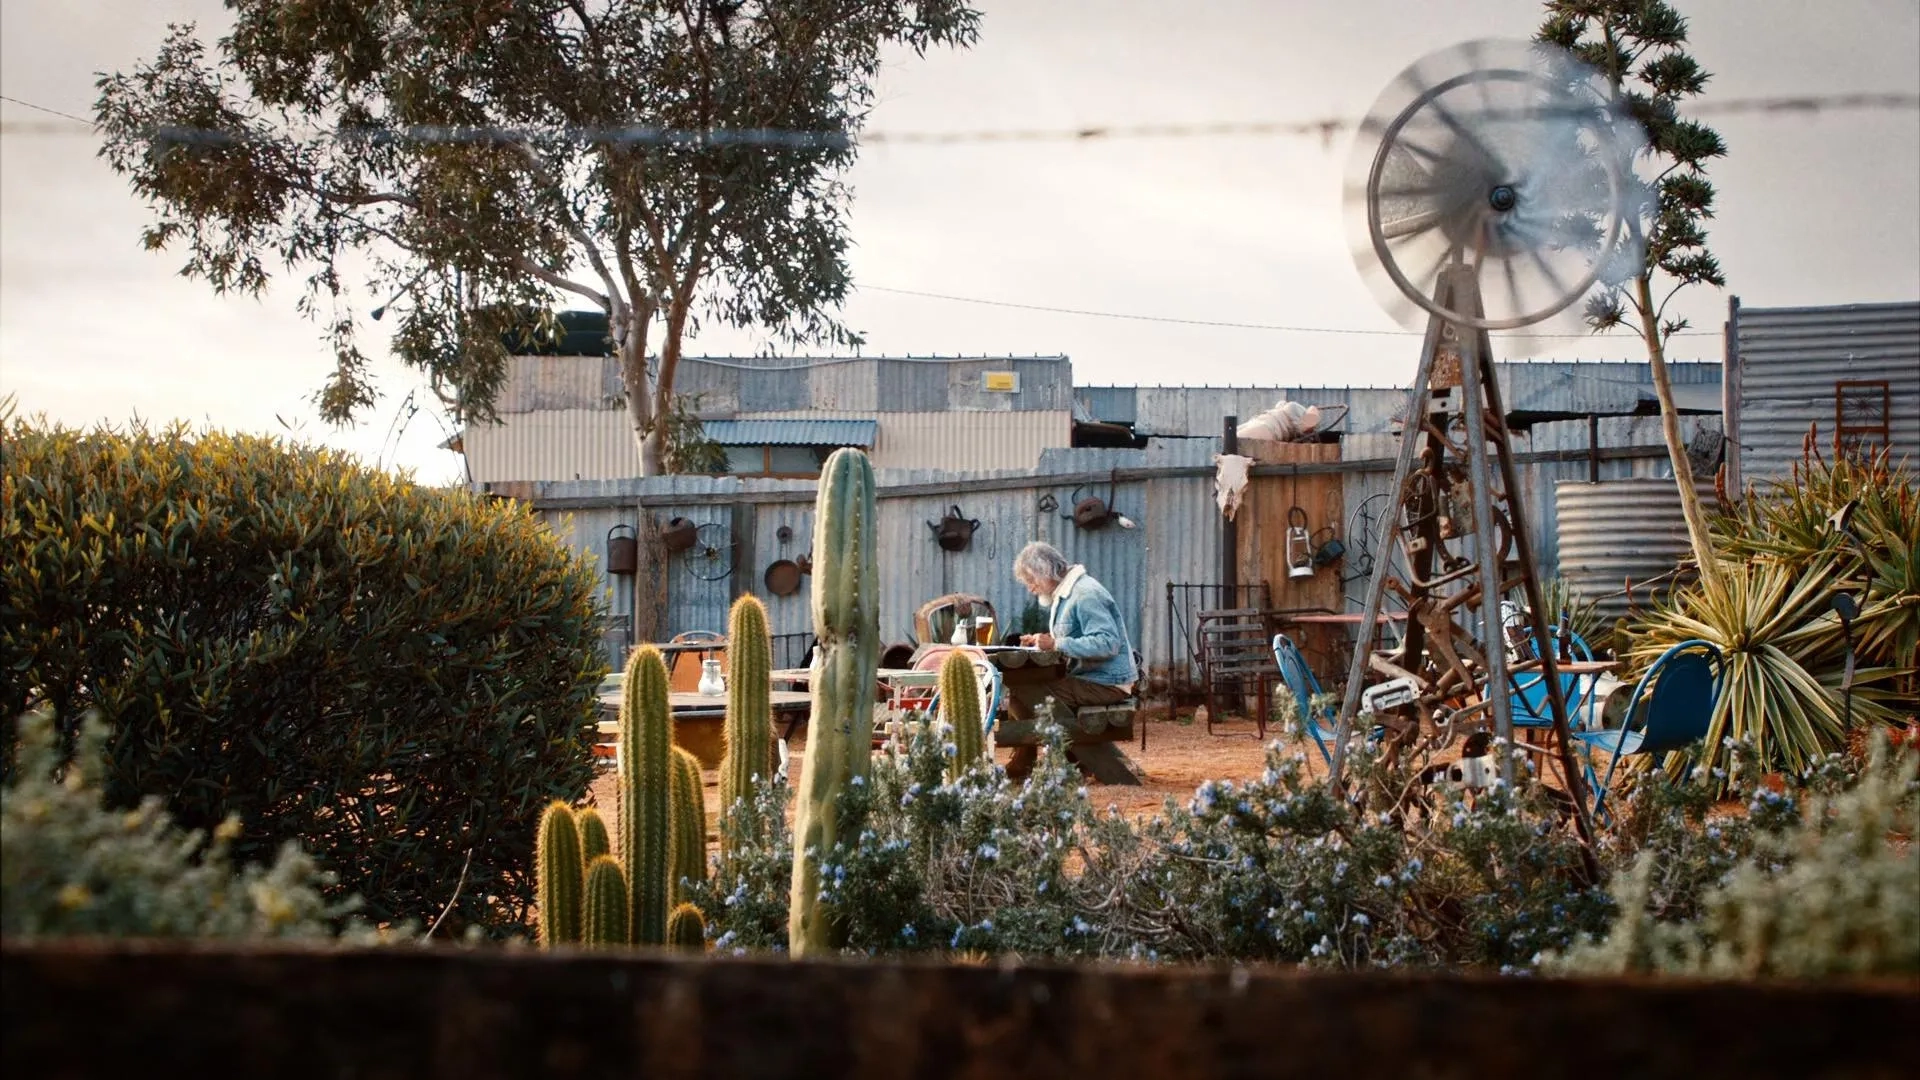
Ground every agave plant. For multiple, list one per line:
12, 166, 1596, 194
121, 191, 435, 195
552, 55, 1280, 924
1628, 556, 1909, 788
1713, 435, 1920, 692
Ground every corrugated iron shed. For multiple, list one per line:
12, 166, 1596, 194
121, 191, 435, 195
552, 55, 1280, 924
1728, 298, 1920, 486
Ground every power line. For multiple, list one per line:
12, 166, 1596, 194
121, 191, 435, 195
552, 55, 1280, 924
4, 91, 1916, 143
0, 94, 90, 125
858, 284, 1717, 339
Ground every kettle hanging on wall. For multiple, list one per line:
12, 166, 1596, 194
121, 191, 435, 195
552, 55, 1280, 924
928, 505, 981, 552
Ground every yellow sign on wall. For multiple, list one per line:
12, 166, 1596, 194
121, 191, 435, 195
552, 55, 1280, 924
983, 371, 1020, 393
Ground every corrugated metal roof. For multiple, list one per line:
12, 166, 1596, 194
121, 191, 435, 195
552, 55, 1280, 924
1730, 299, 1920, 486
701, 418, 876, 447
1083, 361, 1723, 437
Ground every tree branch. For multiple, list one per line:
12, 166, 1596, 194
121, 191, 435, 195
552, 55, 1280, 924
511, 139, 626, 317
512, 255, 609, 308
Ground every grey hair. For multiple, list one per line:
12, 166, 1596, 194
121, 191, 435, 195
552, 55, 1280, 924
1014, 541, 1070, 585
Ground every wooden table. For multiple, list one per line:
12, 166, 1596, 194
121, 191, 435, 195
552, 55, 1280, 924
596, 689, 811, 768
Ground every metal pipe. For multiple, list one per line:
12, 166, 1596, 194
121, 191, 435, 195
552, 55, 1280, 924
1221, 416, 1238, 610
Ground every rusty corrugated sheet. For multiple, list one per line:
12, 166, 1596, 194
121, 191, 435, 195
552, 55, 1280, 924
1730, 300, 1920, 486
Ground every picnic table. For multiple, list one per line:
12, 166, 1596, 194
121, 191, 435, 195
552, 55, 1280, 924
595, 688, 811, 768
976, 647, 1144, 786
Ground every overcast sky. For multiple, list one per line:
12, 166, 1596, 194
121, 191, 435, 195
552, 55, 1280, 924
3, 0, 1916, 485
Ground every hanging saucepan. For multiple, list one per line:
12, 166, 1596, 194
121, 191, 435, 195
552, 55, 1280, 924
927, 505, 981, 552
660, 515, 698, 553
763, 558, 804, 597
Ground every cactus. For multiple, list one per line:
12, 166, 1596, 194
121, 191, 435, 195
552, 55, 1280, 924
581, 855, 630, 947
789, 448, 880, 958
620, 644, 674, 945
720, 594, 774, 839
669, 746, 708, 904
576, 806, 611, 866
535, 801, 583, 947
666, 902, 707, 951
938, 651, 986, 781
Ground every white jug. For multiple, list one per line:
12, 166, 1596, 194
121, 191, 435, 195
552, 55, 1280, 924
697, 658, 725, 696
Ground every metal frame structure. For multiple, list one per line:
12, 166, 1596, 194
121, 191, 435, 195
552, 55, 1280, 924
1328, 266, 1599, 858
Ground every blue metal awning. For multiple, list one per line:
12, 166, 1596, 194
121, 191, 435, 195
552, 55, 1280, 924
700, 418, 877, 448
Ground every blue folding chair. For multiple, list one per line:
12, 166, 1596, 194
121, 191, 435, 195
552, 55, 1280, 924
1569, 638, 1725, 822
1272, 633, 1346, 766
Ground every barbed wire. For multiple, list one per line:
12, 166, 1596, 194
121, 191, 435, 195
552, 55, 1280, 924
4, 91, 1915, 145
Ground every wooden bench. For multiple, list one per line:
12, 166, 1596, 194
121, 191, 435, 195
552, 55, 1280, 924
994, 701, 1142, 785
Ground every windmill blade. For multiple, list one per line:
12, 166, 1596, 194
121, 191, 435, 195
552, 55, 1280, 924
1344, 38, 1648, 332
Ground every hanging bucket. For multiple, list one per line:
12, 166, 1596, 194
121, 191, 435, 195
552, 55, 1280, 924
606, 524, 638, 576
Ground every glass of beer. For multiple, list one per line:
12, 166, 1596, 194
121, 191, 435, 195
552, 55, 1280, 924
973, 614, 996, 645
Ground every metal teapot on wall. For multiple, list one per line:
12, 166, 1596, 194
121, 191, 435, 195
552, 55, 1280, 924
927, 505, 981, 552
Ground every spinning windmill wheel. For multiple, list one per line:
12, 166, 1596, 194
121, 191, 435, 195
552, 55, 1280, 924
1327, 40, 1645, 849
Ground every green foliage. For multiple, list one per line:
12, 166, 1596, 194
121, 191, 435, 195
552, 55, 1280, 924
581, 854, 630, 948
669, 746, 708, 906
938, 652, 986, 781
1539, 0, 1728, 334
790, 448, 881, 957
94, 0, 979, 472
1547, 734, 1920, 978
721, 595, 774, 835
667, 901, 707, 950
2, 708, 378, 942
576, 807, 611, 866
620, 646, 674, 944
1713, 442, 1920, 687
0, 417, 606, 936
535, 802, 583, 947
689, 773, 794, 954
1626, 441, 1918, 788
662, 393, 730, 476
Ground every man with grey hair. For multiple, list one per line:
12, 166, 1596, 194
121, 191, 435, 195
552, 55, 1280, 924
1006, 541, 1137, 777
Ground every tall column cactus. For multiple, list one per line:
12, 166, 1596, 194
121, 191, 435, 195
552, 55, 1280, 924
938, 651, 986, 781
535, 801, 583, 947
621, 644, 674, 945
669, 746, 708, 904
576, 806, 611, 866
582, 855, 630, 947
789, 448, 880, 958
720, 594, 774, 837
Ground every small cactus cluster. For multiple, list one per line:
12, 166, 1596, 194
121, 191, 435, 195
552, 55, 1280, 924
790, 448, 881, 958
533, 642, 718, 950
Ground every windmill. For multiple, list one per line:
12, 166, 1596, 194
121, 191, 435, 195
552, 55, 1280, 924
1328, 38, 1647, 855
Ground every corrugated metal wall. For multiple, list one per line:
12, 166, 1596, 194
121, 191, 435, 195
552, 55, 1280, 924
526, 418, 1704, 682
465, 408, 1069, 481
1729, 300, 1920, 486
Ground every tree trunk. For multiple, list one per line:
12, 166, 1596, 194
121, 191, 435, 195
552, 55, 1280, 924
647, 294, 694, 478
1636, 274, 1719, 587
619, 327, 662, 477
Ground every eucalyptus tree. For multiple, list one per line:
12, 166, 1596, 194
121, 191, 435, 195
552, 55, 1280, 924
98, 1, 979, 474
1538, 0, 1728, 577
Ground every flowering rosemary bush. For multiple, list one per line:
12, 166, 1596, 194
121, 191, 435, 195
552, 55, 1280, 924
1, 708, 379, 941
1548, 733, 1920, 978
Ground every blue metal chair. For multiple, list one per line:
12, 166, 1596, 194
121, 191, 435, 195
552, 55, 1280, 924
1507, 626, 1598, 733
1272, 633, 1346, 766
1569, 639, 1725, 822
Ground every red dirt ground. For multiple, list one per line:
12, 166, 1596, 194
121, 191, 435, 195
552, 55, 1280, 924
584, 710, 1318, 841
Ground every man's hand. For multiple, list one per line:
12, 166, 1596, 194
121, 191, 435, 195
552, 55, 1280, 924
1025, 632, 1056, 651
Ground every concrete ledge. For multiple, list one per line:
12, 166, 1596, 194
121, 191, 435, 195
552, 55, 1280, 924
5, 940, 1915, 1079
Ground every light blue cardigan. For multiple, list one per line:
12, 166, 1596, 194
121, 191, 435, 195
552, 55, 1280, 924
1047, 565, 1138, 688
